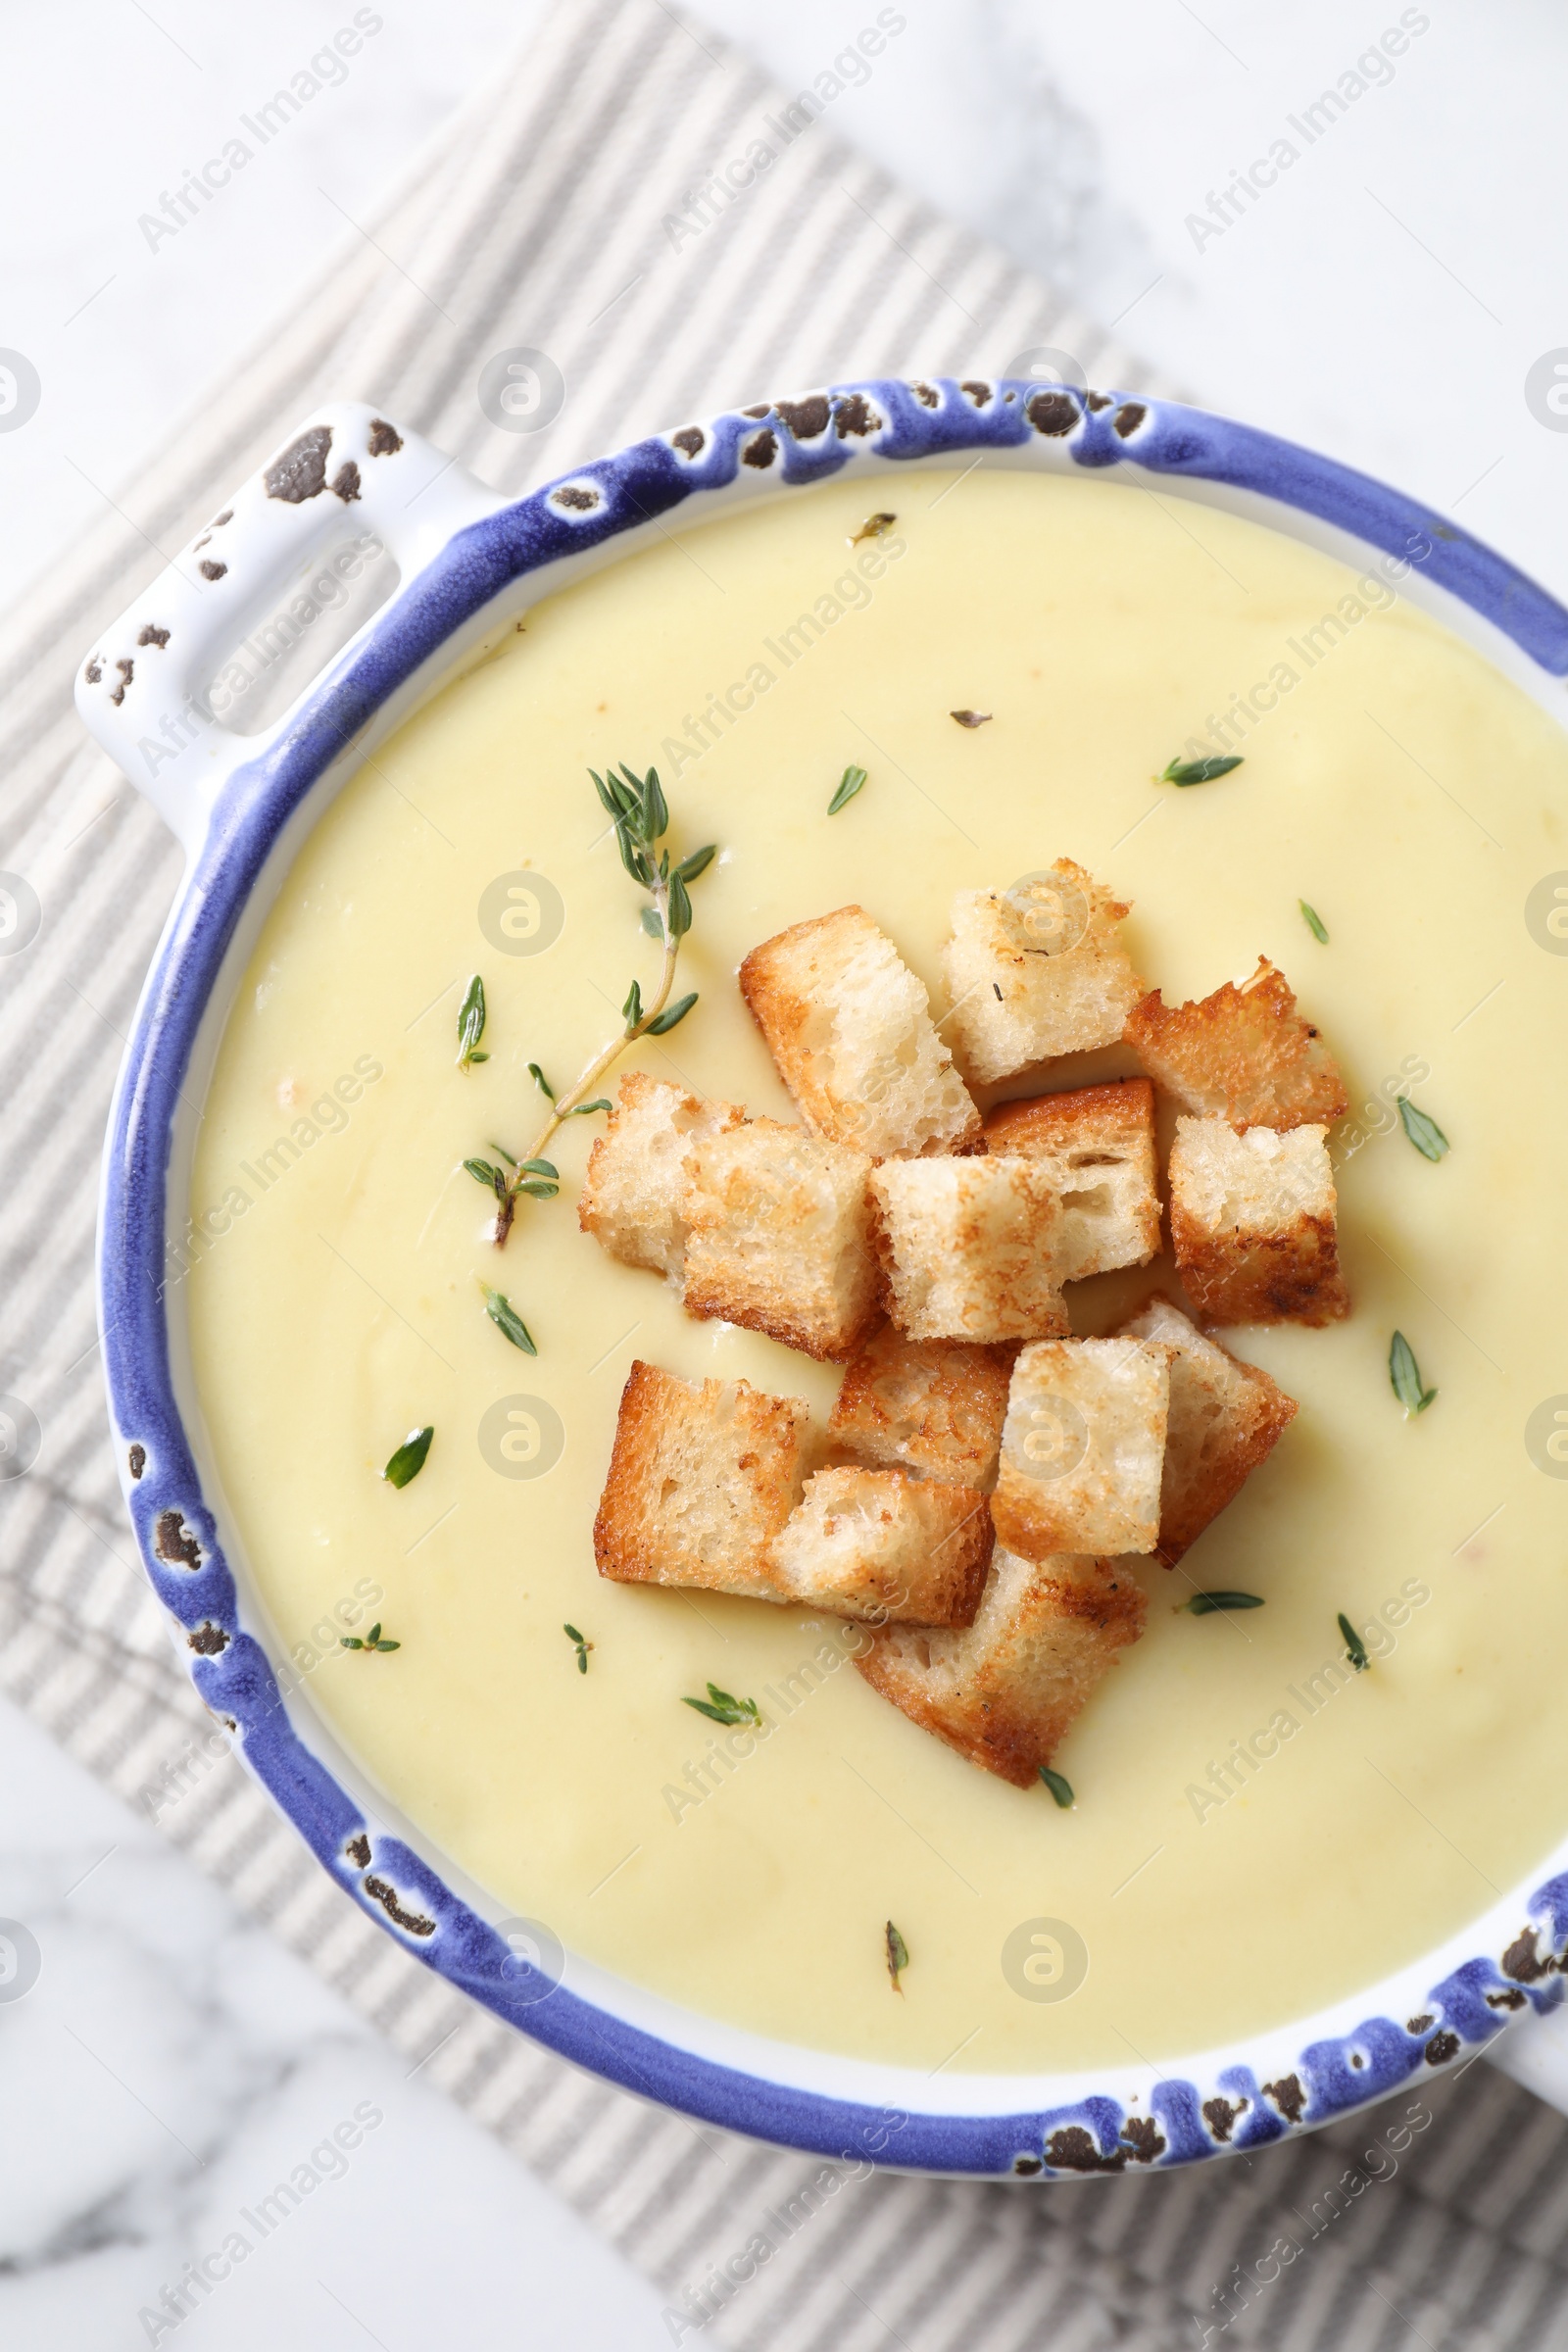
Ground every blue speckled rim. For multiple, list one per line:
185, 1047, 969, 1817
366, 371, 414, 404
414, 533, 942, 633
100, 378, 1568, 2178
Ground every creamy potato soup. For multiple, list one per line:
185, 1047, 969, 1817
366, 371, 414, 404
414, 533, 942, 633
185, 468, 1568, 2072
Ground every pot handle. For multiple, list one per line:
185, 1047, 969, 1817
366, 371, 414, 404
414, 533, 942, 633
73, 402, 505, 851
1486, 2005, 1568, 2113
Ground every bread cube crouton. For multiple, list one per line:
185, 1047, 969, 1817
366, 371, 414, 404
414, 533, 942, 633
828, 1325, 1014, 1489
1114, 1297, 1297, 1565
871, 1157, 1068, 1344
942, 860, 1146, 1083
768, 1467, 993, 1626
856, 1546, 1146, 1785
983, 1078, 1160, 1280
682, 1119, 880, 1361
738, 905, 980, 1157
991, 1336, 1171, 1560
594, 1360, 808, 1600
1168, 1116, 1348, 1327
1124, 958, 1348, 1128
578, 1071, 746, 1277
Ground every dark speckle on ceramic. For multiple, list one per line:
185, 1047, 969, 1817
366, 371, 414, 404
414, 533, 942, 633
86, 380, 1568, 2181
153, 1509, 201, 1569
137, 624, 170, 649
265, 423, 333, 503
364, 1873, 436, 1937
198, 560, 227, 582
110, 658, 133, 706
775, 394, 830, 441
1026, 389, 1078, 437
330, 461, 363, 505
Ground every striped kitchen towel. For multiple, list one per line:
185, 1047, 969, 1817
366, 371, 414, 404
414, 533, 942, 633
1, 1, 1564, 2344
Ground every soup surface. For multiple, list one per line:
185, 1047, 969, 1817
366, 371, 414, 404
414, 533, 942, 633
186, 466, 1568, 2072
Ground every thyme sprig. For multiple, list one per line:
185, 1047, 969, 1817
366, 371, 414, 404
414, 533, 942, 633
483, 763, 715, 1247
564, 1622, 594, 1674
342, 1621, 400, 1653
683, 1682, 760, 1728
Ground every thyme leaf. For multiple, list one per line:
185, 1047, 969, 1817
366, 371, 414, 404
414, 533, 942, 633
951, 709, 992, 728
564, 1622, 594, 1674
1339, 1612, 1370, 1673
647, 992, 697, 1035
828, 764, 868, 815
1161, 754, 1244, 785
1299, 901, 1329, 943
1181, 1592, 1265, 1615
850, 511, 896, 545
682, 1682, 760, 1728
1398, 1098, 1450, 1161
457, 974, 487, 1067
885, 1920, 909, 1990
381, 1426, 433, 1488
1389, 1331, 1437, 1416
1038, 1766, 1075, 1808
527, 1063, 555, 1100
482, 1287, 537, 1354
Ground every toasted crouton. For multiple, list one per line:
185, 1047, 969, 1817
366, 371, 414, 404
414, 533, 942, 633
992, 1336, 1171, 1559
578, 1071, 746, 1277
871, 1157, 1068, 1344
1124, 958, 1347, 1128
738, 905, 979, 1157
683, 1119, 879, 1360
856, 1546, 1146, 1785
594, 1360, 808, 1599
1113, 1297, 1297, 1565
828, 1326, 1014, 1489
769, 1467, 993, 1625
1168, 1116, 1348, 1326
983, 1079, 1160, 1280
943, 860, 1146, 1082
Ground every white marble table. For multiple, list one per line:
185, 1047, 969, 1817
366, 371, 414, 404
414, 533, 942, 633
4, 3, 1567, 2340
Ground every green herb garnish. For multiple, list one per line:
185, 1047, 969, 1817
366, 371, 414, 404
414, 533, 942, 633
885, 1920, 909, 1990
1038, 1766, 1075, 1808
1299, 901, 1329, 943
682, 1682, 761, 1728
1389, 1331, 1437, 1416
1180, 1592, 1265, 1615
1161, 754, 1244, 785
342, 1621, 400, 1653
478, 763, 715, 1247
456, 974, 488, 1067
850, 511, 896, 546
951, 709, 993, 728
381, 1426, 433, 1488
482, 1286, 536, 1355
564, 1622, 593, 1674
646, 993, 697, 1035
828, 764, 868, 815
1397, 1098, 1449, 1161
1339, 1612, 1369, 1673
